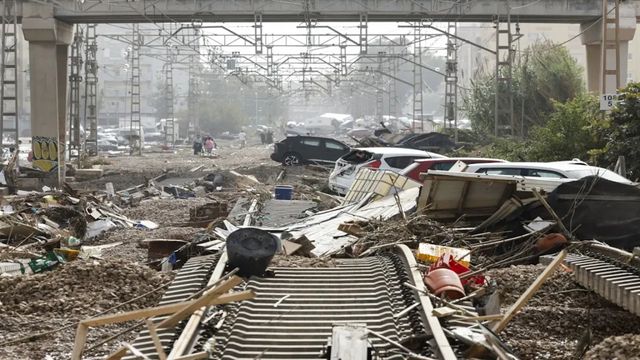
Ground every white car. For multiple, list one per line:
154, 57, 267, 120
464, 160, 633, 184
328, 147, 446, 195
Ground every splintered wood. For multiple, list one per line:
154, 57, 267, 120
71, 276, 253, 360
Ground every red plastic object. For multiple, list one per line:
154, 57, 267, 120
424, 268, 465, 300
429, 253, 485, 287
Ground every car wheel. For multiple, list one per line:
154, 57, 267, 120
283, 153, 302, 166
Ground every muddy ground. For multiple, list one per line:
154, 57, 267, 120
1, 146, 639, 359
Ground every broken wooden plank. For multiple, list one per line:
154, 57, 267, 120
456, 314, 504, 322
71, 324, 89, 360
174, 352, 209, 360
157, 276, 244, 329
532, 190, 574, 241
491, 250, 567, 333
81, 301, 194, 327
145, 319, 168, 360
243, 198, 258, 227
76, 290, 253, 360
337, 222, 365, 237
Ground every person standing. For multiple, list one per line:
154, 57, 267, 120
238, 130, 247, 148
193, 138, 202, 155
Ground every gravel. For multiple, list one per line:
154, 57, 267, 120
0, 259, 173, 359
85, 226, 204, 263
488, 265, 640, 359
584, 333, 640, 360
123, 198, 213, 225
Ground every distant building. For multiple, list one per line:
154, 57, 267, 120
13, 23, 191, 136
96, 24, 189, 128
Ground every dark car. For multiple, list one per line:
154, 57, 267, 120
270, 136, 351, 166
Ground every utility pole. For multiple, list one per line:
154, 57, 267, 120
444, 21, 459, 142
389, 54, 398, 119
412, 24, 424, 133
601, 0, 621, 93
163, 49, 175, 148
375, 52, 384, 124
188, 54, 200, 137
68, 25, 83, 165
494, 1, 515, 137
129, 23, 142, 155
0, 0, 19, 150
84, 24, 98, 156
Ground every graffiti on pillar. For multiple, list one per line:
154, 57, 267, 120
32, 136, 58, 172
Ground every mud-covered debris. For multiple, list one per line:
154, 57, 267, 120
488, 265, 640, 360
0, 258, 172, 316
270, 255, 336, 268
583, 333, 640, 360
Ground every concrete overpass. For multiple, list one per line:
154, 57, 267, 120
11, 0, 640, 23
7, 0, 640, 182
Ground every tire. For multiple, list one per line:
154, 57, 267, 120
282, 153, 302, 166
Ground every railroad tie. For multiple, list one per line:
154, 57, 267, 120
564, 254, 640, 317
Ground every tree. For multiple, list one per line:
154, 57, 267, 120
600, 82, 640, 180
527, 94, 603, 162
464, 40, 585, 136
482, 94, 605, 163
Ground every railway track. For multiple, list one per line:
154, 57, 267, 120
564, 245, 640, 317
121, 254, 220, 360
217, 253, 433, 359
120, 241, 640, 359
137, 245, 458, 360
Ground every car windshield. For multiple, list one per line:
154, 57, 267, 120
565, 168, 633, 184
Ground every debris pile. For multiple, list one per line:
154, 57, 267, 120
270, 254, 336, 268
348, 215, 462, 253
488, 265, 640, 359
0, 259, 171, 316
2, 146, 640, 360
122, 197, 214, 225
584, 334, 640, 360
0, 259, 172, 360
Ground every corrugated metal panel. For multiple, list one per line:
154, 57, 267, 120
284, 188, 419, 256
344, 168, 420, 205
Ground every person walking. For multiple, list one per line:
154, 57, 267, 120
204, 136, 215, 155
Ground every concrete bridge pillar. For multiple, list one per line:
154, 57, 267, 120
581, 3, 636, 94
20, 3, 73, 185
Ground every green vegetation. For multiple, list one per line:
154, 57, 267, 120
464, 40, 584, 136
472, 82, 640, 181
597, 82, 640, 179
462, 40, 640, 180
483, 94, 605, 163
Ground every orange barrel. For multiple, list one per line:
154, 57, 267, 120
424, 268, 466, 300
